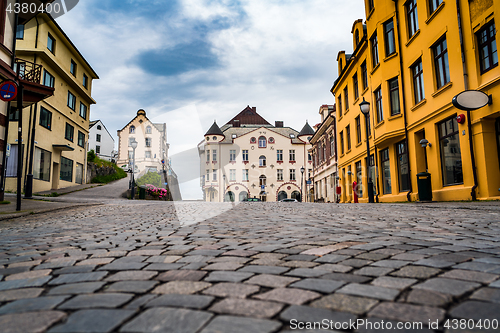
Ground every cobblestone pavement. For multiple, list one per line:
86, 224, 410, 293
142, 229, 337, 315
0, 201, 499, 332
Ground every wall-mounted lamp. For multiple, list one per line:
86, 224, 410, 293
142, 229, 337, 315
347, 171, 352, 175
419, 139, 432, 148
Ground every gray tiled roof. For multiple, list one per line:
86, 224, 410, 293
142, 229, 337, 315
219, 126, 302, 144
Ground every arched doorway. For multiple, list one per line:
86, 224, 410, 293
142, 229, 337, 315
239, 191, 248, 202
224, 191, 235, 202
278, 191, 287, 201
207, 188, 218, 202
291, 190, 301, 202
259, 191, 267, 202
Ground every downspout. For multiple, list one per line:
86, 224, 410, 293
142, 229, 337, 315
34, 16, 39, 48
456, 0, 478, 200
393, 0, 413, 202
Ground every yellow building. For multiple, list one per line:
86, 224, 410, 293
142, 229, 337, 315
5, 13, 98, 193
333, 0, 500, 202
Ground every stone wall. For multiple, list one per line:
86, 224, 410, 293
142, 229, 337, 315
86, 162, 117, 183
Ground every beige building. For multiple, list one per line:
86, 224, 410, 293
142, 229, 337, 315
310, 104, 338, 203
198, 106, 312, 202
5, 13, 97, 193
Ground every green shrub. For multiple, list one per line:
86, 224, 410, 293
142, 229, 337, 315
87, 149, 96, 163
136, 172, 163, 188
90, 159, 127, 184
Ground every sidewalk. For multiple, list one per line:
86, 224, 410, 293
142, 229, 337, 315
35, 183, 102, 196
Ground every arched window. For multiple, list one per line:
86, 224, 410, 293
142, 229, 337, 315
129, 126, 135, 134
258, 136, 267, 148
278, 191, 287, 201
291, 190, 301, 202
225, 191, 235, 202
239, 191, 248, 202
259, 175, 267, 186
259, 155, 266, 167
146, 126, 152, 134
355, 29, 359, 46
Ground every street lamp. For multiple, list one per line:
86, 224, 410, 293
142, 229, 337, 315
359, 98, 374, 203
130, 139, 138, 200
300, 166, 305, 202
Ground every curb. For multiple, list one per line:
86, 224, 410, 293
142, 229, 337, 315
0, 203, 104, 222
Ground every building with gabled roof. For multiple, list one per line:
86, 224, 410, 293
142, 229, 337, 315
88, 120, 115, 162
198, 106, 312, 202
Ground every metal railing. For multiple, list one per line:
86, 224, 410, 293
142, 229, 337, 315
14, 58, 42, 84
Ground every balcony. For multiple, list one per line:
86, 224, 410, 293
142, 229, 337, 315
14, 58, 42, 84
10, 58, 54, 108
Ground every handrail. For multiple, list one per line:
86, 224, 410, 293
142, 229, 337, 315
14, 58, 42, 84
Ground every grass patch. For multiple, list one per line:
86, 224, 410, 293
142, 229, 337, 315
0, 201, 10, 205
91, 161, 127, 184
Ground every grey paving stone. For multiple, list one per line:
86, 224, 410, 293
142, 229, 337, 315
106, 270, 158, 281
311, 293, 378, 315
391, 266, 440, 279
0, 276, 51, 291
285, 268, 328, 278
145, 294, 214, 309
245, 274, 299, 288
120, 307, 213, 333
439, 269, 499, 283
52, 265, 96, 275
452, 262, 500, 273
48, 282, 106, 295
0, 267, 30, 276
152, 281, 212, 294
144, 263, 185, 271
181, 262, 208, 270
280, 305, 357, 325
49, 309, 135, 333
238, 265, 290, 275
371, 276, 417, 290
368, 302, 446, 323
48, 272, 108, 285
254, 287, 321, 305
205, 271, 254, 283
313, 264, 352, 273
413, 259, 455, 268
353, 266, 393, 277
0, 311, 67, 333
290, 278, 345, 293
314, 254, 350, 264
450, 301, 500, 320
187, 249, 225, 256
406, 289, 452, 307
200, 315, 281, 333
356, 253, 391, 261
202, 262, 243, 271
321, 272, 371, 283
58, 293, 134, 309
337, 283, 400, 301
177, 255, 212, 263
203, 282, 260, 298
209, 298, 284, 318
284, 254, 317, 262
370, 260, 410, 269
339, 259, 372, 268
0, 288, 44, 301
412, 278, 480, 296
490, 279, 500, 288
124, 294, 158, 310
0, 296, 69, 314
156, 269, 207, 281
470, 287, 500, 303
97, 262, 148, 271
106, 280, 159, 293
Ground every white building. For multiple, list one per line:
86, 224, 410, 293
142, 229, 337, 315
88, 120, 115, 161
198, 106, 313, 202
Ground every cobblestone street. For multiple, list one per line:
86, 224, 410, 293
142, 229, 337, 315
0, 200, 499, 332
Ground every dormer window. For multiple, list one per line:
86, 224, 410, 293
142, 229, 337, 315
258, 136, 267, 148
355, 30, 360, 46
212, 136, 217, 141
146, 126, 152, 134
97, 125, 101, 130
130, 126, 135, 134
339, 58, 343, 71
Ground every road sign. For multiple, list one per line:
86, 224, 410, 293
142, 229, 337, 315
261, 185, 265, 190
0, 81, 17, 102
306, 180, 311, 185
6, 143, 10, 157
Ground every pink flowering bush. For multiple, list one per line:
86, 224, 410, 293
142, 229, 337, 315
145, 184, 169, 200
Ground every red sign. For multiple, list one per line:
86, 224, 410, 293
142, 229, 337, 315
0, 81, 17, 102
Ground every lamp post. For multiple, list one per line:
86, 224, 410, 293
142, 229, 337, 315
300, 166, 305, 202
359, 98, 374, 203
130, 139, 138, 200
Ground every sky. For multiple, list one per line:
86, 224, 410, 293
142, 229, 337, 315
56, 0, 366, 199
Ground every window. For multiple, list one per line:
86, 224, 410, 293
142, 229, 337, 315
128, 138, 135, 147
277, 149, 283, 161
97, 125, 101, 130
95, 134, 101, 143
39, 107, 52, 130
308, 152, 313, 161
406, 0, 419, 38
206, 169, 210, 182
79, 102, 87, 119
145, 138, 152, 147
367, 0, 374, 12
384, 19, 396, 56
346, 125, 351, 151
290, 169, 296, 181
433, 37, 450, 89
242, 169, 249, 181
78, 131, 85, 147
277, 169, 283, 181
356, 116, 362, 144
47, 34, 55, 53
344, 87, 349, 111
83, 73, 88, 88
439, 116, 463, 185
412, 59, 425, 103
65, 123, 74, 142
230, 150, 236, 161
145, 151, 151, 158
355, 29, 360, 46
289, 149, 295, 161
60, 157, 73, 182
128, 151, 133, 160
388, 77, 401, 116
146, 126, 152, 134
207, 150, 210, 162
212, 169, 217, 181
130, 126, 135, 134
6, 145, 23, 177
338, 96, 342, 117
371, 33, 379, 67
396, 141, 410, 192
70, 60, 77, 76
75, 163, 83, 184
374, 87, 383, 122
34, 147, 51, 182
212, 150, 217, 161
477, 21, 498, 73
67, 91, 76, 110
380, 148, 392, 194
259, 175, 267, 186
43, 70, 54, 88
259, 155, 266, 167
361, 61, 368, 90
96, 145, 101, 154
16, 24, 24, 39
330, 134, 335, 156
242, 150, 248, 161
258, 136, 267, 148
230, 169, 236, 181
429, 0, 442, 13
353, 73, 359, 100
340, 130, 344, 155
355, 161, 363, 197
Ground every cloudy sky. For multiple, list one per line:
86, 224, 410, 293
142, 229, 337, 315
56, 0, 365, 199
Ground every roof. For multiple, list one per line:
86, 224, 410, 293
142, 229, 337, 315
298, 122, 315, 137
205, 121, 224, 136
89, 120, 115, 142
118, 109, 165, 134
218, 126, 303, 144
225, 106, 271, 127
89, 120, 98, 128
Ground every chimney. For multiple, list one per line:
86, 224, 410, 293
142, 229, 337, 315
233, 120, 240, 127
252, 107, 256, 112
275, 121, 284, 128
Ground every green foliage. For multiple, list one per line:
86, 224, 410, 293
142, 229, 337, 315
87, 149, 96, 163
91, 162, 127, 184
0, 201, 10, 205
47, 192, 60, 197
136, 172, 163, 188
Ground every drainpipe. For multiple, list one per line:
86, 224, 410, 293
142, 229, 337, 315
393, 0, 413, 202
456, 0, 478, 200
